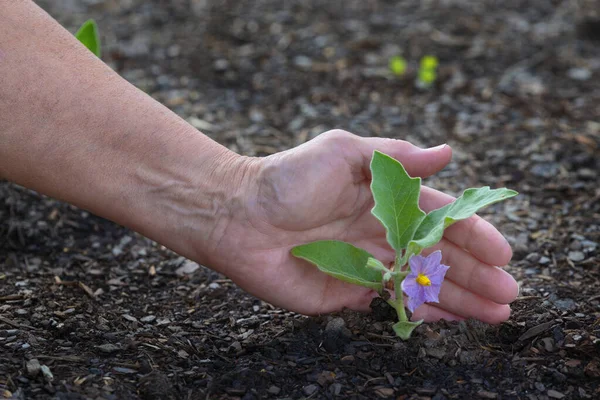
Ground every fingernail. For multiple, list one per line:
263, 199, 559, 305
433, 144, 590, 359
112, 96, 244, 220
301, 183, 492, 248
429, 143, 448, 151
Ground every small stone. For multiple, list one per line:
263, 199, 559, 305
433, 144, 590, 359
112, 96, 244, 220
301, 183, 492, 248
553, 298, 577, 312
525, 253, 540, 262
96, 344, 120, 354
213, 59, 229, 71
267, 386, 281, 395
113, 367, 137, 374
294, 55, 312, 69
175, 260, 200, 276
323, 317, 352, 352
374, 387, 395, 398
230, 341, 242, 352
425, 348, 446, 359
477, 390, 498, 399
329, 383, 342, 396
40, 365, 53, 382
531, 163, 559, 178
567, 67, 592, 81
341, 355, 355, 364
26, 359, 41, 377
568, 251, 585, 262
140, 315, 156, 323
535, 382, 546, 391
303, 384, 318, 396
123, 314, 138, 322
539, 256, 551, 265
547, 389, 565, 399
15, 309, 28, 316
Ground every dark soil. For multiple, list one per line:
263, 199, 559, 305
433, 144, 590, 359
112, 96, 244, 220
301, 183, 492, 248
2, 1, 600, 399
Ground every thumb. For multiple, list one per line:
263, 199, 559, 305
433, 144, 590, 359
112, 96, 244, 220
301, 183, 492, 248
358, 136, 452, 178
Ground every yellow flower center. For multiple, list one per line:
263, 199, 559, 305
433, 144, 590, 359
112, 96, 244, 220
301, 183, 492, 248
416, 273, 432, 286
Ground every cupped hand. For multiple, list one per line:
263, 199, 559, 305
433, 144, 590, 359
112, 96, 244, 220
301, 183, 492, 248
210, 130, 518, 322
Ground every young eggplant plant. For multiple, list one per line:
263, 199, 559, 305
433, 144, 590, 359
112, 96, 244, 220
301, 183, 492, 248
291, 151, 517, 339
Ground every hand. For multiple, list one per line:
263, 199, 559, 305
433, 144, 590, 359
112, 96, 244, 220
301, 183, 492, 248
205, 130, 518, 322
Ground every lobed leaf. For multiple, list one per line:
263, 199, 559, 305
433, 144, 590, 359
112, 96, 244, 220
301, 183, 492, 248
370, 151, 425, 253
291, 241, 383, 291
406, 187, 518, 258
75, 19, 101, 58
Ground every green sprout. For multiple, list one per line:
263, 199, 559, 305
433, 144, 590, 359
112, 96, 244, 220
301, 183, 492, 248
417, 55, 438, 87
75, 19, 101, 58
389, 55, 407, 76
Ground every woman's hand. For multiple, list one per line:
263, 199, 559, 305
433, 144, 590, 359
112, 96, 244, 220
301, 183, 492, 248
204, 130, 518, 321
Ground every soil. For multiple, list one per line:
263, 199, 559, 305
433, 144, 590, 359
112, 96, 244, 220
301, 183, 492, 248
2, 1, 600, 399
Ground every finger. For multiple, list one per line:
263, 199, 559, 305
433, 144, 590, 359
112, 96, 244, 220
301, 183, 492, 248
419, 186, 513, 267
358, 137, 452, 179
421, 278, 511, 324
423, 240, 519, 305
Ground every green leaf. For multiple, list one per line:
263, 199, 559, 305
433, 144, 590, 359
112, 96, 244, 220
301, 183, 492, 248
75, 19, 101, 58
406, 187, 518, 258
392, 320, 423, 340
370, 151, 425, 253
291, 241, 383, 291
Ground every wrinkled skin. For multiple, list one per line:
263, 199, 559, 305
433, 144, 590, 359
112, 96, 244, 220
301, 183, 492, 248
204, 130, 519, 322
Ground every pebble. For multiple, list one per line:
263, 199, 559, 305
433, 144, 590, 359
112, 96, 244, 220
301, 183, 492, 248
553, 298, 577, 312
175, 260, 200, 276
213, 59, 229, 71
293, 55, 313, 69
531, 162, 561, 178
123, 314, 138, 323
425, 348, 446, 359
568, 251, 585, 262
329, 383, 342, 396
96, 344, 121, 354
40, 365, 54, 382
539, 256, 551, 265
323, 317, 352, 352
547, 389, 565, 399
140, 315, 156, 323
477, 390, 498, 399
374, 388, 395, 397
567, 67, 592, 81
267, 386, 281, 395
26, 359, 41, 377
303, 384, 318, 396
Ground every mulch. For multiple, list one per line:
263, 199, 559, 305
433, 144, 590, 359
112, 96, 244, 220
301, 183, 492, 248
1, 1, 599, 399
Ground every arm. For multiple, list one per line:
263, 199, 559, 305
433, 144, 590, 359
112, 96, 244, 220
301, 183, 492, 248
0, 1, 249, 267
0, 1, 517, 319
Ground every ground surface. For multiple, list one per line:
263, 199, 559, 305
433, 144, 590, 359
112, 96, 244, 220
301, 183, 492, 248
2, 1, 600, 399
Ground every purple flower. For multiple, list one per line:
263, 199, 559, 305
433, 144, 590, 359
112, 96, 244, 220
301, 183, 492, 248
401, 251, 450, 312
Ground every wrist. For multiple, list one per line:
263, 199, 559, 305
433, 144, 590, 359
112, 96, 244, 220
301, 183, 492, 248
116, 131, 257, 268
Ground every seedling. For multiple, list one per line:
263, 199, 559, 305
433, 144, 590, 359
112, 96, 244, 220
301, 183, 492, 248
417, 55, 438, 87
389, 55, 407, 76
292, 151, 517, 339
75, 19, 101, 58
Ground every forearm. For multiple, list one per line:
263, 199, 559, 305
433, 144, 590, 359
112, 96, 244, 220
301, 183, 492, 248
0, 1, 246, 266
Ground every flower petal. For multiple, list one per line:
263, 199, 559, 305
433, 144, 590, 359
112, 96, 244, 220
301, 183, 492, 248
422, 251, 443, 275
408, 254, 426, 274
428, 264, 450, 285
422, 284, 441, 303
407, 292, 425, 312
401, 275, 420, 298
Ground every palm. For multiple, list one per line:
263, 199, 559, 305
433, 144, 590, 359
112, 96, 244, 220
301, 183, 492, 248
215, 131, 519, 321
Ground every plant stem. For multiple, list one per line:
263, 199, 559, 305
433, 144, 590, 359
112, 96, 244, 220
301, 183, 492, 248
393, 272, 408, 322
